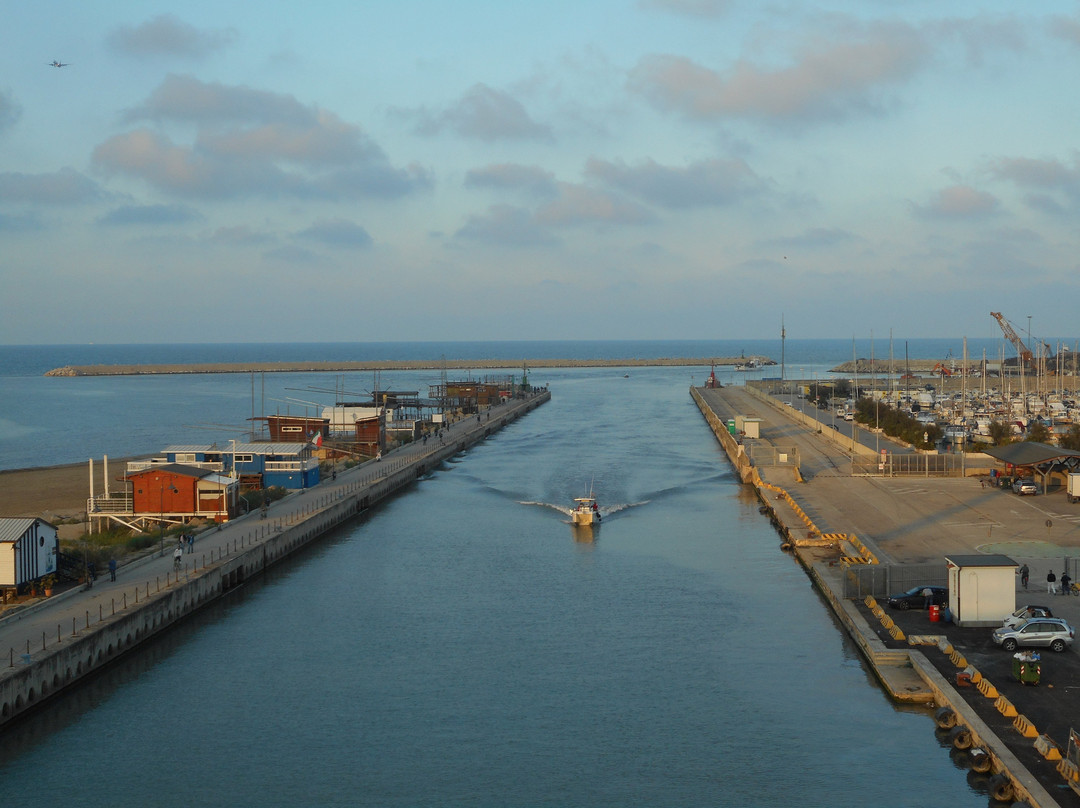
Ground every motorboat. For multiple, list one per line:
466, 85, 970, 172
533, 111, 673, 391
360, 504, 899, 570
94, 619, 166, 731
570, 494, 601, 526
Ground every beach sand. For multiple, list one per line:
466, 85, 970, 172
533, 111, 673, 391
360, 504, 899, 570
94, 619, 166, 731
0, 461, 138, 536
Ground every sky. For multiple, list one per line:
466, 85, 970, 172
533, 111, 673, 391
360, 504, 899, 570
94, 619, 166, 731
3, 1, 1080, 344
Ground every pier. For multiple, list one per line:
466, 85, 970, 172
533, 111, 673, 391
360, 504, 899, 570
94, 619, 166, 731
43, 356, 774, 377
693, 383, 1080, 808
0, 389, 549, 728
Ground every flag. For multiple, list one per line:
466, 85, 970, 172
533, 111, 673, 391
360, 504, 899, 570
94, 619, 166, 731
310, 431, 323, 448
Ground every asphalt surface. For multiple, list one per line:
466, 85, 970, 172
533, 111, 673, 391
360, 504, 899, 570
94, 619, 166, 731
698, 383, 1080, 806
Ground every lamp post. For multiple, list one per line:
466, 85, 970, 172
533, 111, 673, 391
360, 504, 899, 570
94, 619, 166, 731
159, 479, 178, 557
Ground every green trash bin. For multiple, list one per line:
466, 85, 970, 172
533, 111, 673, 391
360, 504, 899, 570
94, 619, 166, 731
726, 419, 736, 435
1012, 653, 1041, 685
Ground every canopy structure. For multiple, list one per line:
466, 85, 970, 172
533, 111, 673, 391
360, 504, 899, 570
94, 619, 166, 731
982, 443, 1080, 485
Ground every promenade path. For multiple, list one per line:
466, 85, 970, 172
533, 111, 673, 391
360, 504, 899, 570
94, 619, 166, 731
0, 392, 546, 668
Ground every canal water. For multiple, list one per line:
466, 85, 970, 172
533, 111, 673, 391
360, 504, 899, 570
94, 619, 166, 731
0, 363, 987, 806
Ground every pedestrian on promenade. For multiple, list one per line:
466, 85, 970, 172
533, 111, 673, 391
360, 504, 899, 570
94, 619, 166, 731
108, 558, 117, 582
1019, 563, 1029, 589
1061, 571, 1072, 596
1047, 569, 1057, 595
87, 561, 96, 583
187, 534, 194, 554
173, 545, 183, 571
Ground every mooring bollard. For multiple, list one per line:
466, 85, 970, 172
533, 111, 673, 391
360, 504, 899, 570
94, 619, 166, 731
72, 617, 76, 637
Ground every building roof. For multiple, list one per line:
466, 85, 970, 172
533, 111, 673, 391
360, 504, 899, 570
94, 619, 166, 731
982, 442, 1080, 467
945, 554, 1018, 568
162, 442, 311, 455
126, 463, 215, 480
0, 517, 52, 543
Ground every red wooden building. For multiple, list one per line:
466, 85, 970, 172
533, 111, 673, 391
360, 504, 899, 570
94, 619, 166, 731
125, 464, 239, 529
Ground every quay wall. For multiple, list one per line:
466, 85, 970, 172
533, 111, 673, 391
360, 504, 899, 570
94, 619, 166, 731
691, 385, 1061, 808
0, 391, 550, 728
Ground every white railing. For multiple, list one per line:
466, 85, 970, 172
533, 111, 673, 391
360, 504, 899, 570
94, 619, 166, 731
126, 459, 225, 473
87, 495, 134, 513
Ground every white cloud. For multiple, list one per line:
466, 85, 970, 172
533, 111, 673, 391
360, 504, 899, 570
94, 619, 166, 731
0, 168, 103, 204
108, 14, 236, 58
585, 156, 768, 208
406, 84, 554, 142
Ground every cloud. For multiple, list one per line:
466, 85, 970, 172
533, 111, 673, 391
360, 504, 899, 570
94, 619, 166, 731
0, 89, 21, 131
0, 211, 43, 232
108, 14, 236, 58
455, 204, 557, 247
628, 21, 929, 124
585, 156, 767, 208
263, 244, 321, 264
95, 76, 432, 200
1048, 14, 1080, 47
535, 184, 655, 226
98, 203, 201, 225
911, 185, 999, 219
989, 155, 1080, 196
406, 83, 553, 142
0, 167, 103, 204
296, 218, 373, 248
638, 0, 731, 18
464, 163, 558, 197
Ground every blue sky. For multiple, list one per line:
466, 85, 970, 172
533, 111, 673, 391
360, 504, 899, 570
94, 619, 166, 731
3, 1, 1079, 344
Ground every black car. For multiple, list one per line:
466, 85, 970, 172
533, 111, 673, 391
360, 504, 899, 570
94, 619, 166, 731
887, 585, 948, 610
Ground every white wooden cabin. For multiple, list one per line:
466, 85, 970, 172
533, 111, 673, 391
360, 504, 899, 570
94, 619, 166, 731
0, 517, 59, 588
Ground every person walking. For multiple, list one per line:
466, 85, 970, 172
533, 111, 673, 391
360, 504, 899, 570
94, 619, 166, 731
108, 558, 117, 582
173, 545, 183, 571
1019, 563, 1029, 590
187, 533, 194, 554
1047, 569, 1057, 595
921, 587, 934, 609
1061, 571, 1072, 596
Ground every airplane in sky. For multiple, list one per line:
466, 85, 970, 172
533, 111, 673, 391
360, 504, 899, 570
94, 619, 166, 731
48, 61, 70, 68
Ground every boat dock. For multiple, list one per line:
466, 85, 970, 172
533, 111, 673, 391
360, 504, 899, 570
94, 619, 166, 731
693, 383, 1080, 808
0, 389, 549, 729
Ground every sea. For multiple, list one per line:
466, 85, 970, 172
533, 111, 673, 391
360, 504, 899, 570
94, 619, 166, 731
0, 341, 1002, 805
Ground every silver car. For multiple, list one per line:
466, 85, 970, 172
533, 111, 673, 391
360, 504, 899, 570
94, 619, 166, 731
1003, 605, 1054, 629
992, 617, 1074, 652
1012, 477, 1038, 495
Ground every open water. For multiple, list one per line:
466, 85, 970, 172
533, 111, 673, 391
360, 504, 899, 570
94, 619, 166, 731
0, 343, 993, 805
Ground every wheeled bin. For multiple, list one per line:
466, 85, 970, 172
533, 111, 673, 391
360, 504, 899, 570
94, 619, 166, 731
1012, 653, 1041, 685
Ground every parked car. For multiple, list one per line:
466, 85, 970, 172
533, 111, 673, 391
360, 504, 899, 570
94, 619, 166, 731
1012, 477, 1038, 495
887, 585, 948, 610
1002, 605, 1054, 629
992, 618, 1075, 652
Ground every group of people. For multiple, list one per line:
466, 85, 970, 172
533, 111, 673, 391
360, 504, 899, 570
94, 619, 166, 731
1019, 563, 1074, 595
173, 534, 195, 569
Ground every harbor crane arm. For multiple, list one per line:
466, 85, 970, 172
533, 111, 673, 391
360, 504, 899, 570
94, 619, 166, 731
990, 312, 1033, 364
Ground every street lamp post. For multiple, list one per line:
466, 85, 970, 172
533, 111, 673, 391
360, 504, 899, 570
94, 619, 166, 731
159, 479, 178, 557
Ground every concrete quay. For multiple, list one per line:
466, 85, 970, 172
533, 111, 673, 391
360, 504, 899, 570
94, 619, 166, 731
0, 389, 549, 730
693, 384, 1080, 808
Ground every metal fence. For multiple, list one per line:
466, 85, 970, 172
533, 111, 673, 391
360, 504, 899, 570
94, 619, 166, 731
842, 562, 948, 600
851, 452, 994, 477
747, 444, 800, 467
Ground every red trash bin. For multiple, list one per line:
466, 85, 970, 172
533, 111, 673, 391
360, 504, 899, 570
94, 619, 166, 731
929, 605, 941, 622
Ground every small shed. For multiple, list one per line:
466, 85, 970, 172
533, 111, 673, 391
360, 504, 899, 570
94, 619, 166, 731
0, 517, 59, 588
945, 554, 1018, 627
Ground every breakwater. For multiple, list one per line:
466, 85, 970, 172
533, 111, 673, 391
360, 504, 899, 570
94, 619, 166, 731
0, 390, 549, 728
44, 357, 772, 376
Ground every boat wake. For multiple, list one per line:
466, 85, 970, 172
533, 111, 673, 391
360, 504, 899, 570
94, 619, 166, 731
518, 499, 649, 521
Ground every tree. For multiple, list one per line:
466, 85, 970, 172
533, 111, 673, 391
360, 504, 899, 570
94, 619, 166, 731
1025, 420, 1053, 444
988, 421, 1013, 446
1059, 424, 1080, 452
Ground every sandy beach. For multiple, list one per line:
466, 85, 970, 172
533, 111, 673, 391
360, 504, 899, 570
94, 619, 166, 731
0, 461, 137, 531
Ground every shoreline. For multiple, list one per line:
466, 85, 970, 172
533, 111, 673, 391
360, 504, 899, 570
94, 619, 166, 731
43, 356, 773, 376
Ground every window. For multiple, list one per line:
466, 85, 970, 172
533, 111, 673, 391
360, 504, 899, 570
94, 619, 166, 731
235, 454, 253, 463
175, 453, 196, 463
282, 426, 303, 433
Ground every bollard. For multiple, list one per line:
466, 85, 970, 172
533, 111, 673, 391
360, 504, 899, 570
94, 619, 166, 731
57, 625, 61, 644
122, 593, 126, 609
86, 611, 89, 630
9, 648, 12, 668
156, 576, 160, 592
41, 632, 45, 651
99, 604, 102, 621
72, 617, 76, 637
111, 598, 115, 616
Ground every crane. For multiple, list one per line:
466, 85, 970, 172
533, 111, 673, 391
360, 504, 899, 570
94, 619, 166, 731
990, 312, 1034, 368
